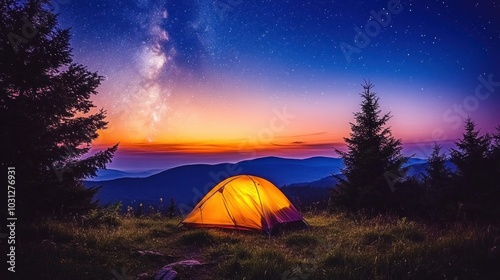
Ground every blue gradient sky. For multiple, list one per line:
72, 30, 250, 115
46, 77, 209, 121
53, 0, 500, 169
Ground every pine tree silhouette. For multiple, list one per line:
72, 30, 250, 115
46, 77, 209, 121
330, 81, 408, 213
489, 126, 500, 209
450, 118, 490, 200
0, 0, 117, 217
422, 144, 452, 213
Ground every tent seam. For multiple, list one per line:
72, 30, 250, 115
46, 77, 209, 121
194, 177, 240, 208
247, 175, 270, 233
221, 192, 238, 227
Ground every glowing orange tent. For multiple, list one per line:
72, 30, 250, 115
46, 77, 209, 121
182, 175, 307, 233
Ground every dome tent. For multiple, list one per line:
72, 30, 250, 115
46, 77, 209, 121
181, 175, 307, 234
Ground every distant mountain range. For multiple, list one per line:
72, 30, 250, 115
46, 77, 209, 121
84, 157, 342, 211
84, 156, 442, 213
86, 169, 163, 181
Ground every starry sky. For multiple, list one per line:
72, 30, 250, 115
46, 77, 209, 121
55, 0, 500, 169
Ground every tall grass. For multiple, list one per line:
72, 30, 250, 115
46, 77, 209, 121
17, 213, 500, 280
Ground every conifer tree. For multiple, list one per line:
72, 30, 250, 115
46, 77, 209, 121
422, 144, 452, 210
0, 0, 117, 217
330, 81, 408, 212
490, 126, 500, 172
450, 118, 491, 203
489, 126, 500, 204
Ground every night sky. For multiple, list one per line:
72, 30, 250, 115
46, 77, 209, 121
55, 0, 500, 169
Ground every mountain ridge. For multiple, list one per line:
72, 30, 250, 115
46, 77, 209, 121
84, 156, 437, 212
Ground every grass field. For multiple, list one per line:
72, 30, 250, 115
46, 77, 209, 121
16, 212, 500, 280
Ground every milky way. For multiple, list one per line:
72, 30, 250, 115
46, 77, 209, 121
57, 0, 499, 159
129, 0, 172, 142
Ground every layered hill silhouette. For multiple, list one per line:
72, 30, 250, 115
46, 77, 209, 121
84, 157, 343, 212
84, 156, 441, 212
86, 169, 163, 181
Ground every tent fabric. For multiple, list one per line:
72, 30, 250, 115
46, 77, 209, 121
182, 175, 305, 233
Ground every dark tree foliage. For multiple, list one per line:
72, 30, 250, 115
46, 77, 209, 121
167, 197, 177, 219
490, 126, 500, 174
421, 144, 453, 216
392, 177, 426, 217
450, 118, 495, 219
490, 127, 500, 207
0, 0, 117, 217
330, 82, 409, 213
423, 145, 452, 197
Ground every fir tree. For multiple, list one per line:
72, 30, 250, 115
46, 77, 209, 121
422, 144, 452, 211
424, 144, 452, 192
330, 81, 408, 213
450, 118, 491, 202
0, 0, 117, 217
489, 126, 500, 203
490, 126, 500, 172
